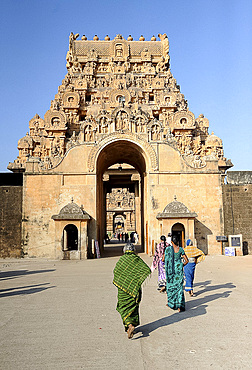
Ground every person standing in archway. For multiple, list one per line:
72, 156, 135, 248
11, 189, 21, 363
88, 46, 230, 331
163, 235, 188, 312
113, 242, 151, 339
134, 231, 139, 244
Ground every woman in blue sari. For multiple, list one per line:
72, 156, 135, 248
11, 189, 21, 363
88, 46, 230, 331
183, 239, 205, 296
163, 235, 188, 312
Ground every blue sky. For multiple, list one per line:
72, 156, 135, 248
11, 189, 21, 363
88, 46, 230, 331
0, 0, 251, 171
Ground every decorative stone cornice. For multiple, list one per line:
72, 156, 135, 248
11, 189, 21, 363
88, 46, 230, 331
156, 197, 197, 219
52, 201, 91, 220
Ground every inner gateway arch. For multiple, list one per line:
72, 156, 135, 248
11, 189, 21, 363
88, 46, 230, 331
8, 33, 232, 259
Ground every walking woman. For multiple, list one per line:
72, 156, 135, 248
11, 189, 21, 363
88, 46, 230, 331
113, 242, 151, 339
151, 235, 169, 292
183, 239, 205, 296
163, 235, 188, 312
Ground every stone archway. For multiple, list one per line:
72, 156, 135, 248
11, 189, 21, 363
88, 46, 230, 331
96, 139, 148, 255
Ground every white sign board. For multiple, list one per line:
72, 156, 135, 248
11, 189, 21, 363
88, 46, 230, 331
225, 247, 235, 256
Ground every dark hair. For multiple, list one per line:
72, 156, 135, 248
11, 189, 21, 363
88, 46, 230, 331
160, 235, 166, 242
172, 235, 178, 245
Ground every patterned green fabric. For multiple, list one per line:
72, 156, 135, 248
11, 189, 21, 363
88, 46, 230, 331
116, 288, 141, 330
113, 251, 150, 330
113, 251, 151, 298
165, 246, 185, 310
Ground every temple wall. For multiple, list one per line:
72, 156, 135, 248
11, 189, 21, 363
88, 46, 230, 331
146, 171, 223, 255
22, 171, 96, 258
53, 145, 92, 173
21, 142, 224, 258
0, 186, 23, 258
222, 171, 252, 255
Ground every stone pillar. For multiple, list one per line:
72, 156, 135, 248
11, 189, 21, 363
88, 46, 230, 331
80, 220, 88, 259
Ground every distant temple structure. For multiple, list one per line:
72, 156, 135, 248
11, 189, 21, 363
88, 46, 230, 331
5, 33, 235, 259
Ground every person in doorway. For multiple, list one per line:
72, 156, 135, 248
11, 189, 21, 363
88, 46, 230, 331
151, 235, 170, 292
167, 232, 172, 245
183, 239, 205, 297
125, 232, 129, 242
113, 241, 151, 339
134, 232, 139, 245
130, 232, 135, 243
163, 235, 188, 312
105, 234, 110, 243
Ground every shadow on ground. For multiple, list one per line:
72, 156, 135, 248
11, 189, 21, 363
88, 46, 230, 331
0, 269, 56, 281
0, 283, 55, 298
134, 281, 236, 338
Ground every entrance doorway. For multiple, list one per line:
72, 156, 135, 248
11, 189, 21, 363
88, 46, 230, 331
105, 163, 140, 246
62, 224, 78, 259
172, 223, 185, 248
114, 214, 125, 234
96, 140, 147, 256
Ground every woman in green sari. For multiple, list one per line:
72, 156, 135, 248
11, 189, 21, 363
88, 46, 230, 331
163, 235, 188, 312
113, 242, 151, 339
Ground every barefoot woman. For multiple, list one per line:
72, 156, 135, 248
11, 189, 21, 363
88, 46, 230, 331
113, 242, 151, 338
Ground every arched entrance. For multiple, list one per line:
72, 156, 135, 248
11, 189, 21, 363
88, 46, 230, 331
62, 224, 78, 259
96, 140, 147, 255
63, 224, 78, 250
172, 222, 185, 248
113, 214, 125, 233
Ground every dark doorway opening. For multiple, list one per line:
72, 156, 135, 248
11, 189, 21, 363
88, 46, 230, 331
63, 224, 78, 251
172, 223, 185, 248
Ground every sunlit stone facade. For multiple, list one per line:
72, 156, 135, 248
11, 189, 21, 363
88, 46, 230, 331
8, 33, 233, 258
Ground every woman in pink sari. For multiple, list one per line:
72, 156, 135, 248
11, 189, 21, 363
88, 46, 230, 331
151, 235, 169, 292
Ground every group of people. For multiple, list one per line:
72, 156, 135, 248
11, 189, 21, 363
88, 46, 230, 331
110, 231, 139, 244
113, 233, 205, 339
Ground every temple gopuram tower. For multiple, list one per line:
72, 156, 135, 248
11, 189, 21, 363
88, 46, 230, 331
8, 33, 232, 259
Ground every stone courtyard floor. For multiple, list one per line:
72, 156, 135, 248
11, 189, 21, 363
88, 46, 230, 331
0, 249, 251, 369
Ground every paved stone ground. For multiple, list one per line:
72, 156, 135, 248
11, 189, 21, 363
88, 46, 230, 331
0, 247, 251, 370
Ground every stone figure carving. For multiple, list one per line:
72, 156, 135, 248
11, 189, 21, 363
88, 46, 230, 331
135, 116, 145, 133
51, 100, 60, 110
151, 124, 160, 141
69, 32, 79, 52
50, 138, 61, 157
84, 125, 94, 142
176, 134, 192, 154
100, 116, 109, 134
66, 131, 79, 149
166, 127, 176, 146
116, 111, 129, 131
158, 33, 170, 66
71, 57, 82, 73
51, 117, 60, 127
156, 56, 167, 73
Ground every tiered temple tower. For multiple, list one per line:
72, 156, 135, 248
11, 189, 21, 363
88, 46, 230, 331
8, 33, 232, 259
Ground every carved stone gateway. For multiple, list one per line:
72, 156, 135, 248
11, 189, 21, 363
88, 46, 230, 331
8, 32, 233, 258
